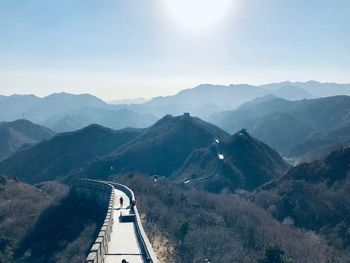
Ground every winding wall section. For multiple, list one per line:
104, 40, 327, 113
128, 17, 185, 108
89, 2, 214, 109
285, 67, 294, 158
72, 179, 158, 263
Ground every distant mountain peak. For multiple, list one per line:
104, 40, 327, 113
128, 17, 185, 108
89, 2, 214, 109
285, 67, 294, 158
0, 119, 55, 160
229, 129, 269, 151
151, 113, 194, 126
79, 123, 107, 131
11, 119, 37, 125
9, 94, 38, 98
149, 113, 230, 139
44, 92, 104, 100
236, 128, 250, 137
305, 80, 320, 84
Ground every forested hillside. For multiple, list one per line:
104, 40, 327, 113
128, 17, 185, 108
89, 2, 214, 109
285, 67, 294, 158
253, 146, 350, 252
0, 175, 104, 262
115, 174, 348, 263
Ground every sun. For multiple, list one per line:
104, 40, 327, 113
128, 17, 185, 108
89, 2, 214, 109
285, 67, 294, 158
161, 0, 234, 34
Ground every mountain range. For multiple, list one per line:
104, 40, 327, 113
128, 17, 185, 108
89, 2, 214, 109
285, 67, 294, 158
0, 114, 287, 193
85, 114, 231, 178
122, 81, 350, 118
0, 124, 142, 183
2, 81, 350, 134
42, 107, 157, 132
0, 93, 157, 132
209, 95, 350, 162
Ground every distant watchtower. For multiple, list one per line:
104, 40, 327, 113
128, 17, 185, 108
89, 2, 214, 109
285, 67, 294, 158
184, 112, 190, 118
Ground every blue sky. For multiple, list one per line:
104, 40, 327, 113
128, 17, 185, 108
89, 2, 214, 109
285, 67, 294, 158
0, 0, 349, 100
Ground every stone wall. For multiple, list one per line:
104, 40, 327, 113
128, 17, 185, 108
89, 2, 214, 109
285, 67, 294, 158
108, 182, 159, 263
72, 179, 115, 263
73, 179, 158, 263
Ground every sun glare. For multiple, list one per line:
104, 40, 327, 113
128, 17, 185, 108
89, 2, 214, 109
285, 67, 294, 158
161, 0, 234, 34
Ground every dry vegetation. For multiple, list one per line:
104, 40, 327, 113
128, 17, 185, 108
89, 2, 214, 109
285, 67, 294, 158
116, 174, 348, 263
0, 175, 53, 262
253, 147, 350, 255
0, 175, 105, 262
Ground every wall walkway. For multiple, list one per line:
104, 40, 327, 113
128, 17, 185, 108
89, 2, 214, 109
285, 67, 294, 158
72, 179, 158, 263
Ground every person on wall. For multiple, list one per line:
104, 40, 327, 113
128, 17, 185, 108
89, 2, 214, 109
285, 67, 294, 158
131, 200, 136, 210
120, 196, 124, 207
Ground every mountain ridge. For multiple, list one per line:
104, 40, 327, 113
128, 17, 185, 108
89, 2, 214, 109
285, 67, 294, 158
0, 124, 143, 183
174, 129, 289, 192
0, 119, 55, 160
210, 95, 350, 161
253, 146, 350, 249
85, 114, 231, 179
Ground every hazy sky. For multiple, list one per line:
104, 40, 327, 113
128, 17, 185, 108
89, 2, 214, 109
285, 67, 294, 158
0, 0, 349, 100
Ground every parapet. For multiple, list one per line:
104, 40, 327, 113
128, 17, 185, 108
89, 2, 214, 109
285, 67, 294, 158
72, 179, 159, 263
72, 179, 114, 263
